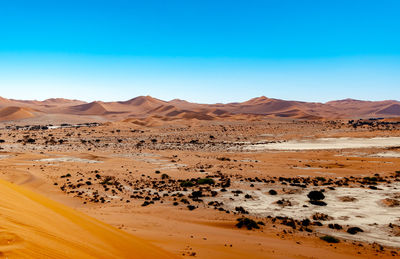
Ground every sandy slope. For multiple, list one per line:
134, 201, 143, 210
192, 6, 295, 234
0, 106, 36, 121
0, 178, 175, 258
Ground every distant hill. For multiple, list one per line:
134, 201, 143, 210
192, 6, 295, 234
0, 95, 399, 123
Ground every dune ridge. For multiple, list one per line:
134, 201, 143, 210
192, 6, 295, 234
0, 95, 399, 123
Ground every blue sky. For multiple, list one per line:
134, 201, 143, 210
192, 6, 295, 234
0, 0, 399, 103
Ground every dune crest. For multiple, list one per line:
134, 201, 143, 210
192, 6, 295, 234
69, 102, 109, 115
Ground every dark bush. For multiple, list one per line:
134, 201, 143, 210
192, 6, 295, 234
235, 206, 249, 214
180, 198, 189, 204
363, 176, 377, 182
283, 219, 296, 229
307, 191, 325, 201
26, 138, 36, 143
191, 191, 203, 198
347, 227, 363, 235
180, 181, 195, 187
309, 200, 327, 206
217, 157, 231, 161
236, 217, 260, 230
100, 176, 113, 185
320, 235, 340, 243
328, 223, 342, 230
244, 194, 253, 199
269, 189, 277, 195
301, 219, 310, 226
141, 201, 151, 206
197, 178, 215, 185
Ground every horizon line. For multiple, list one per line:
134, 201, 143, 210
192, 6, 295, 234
1, 95, 399, 105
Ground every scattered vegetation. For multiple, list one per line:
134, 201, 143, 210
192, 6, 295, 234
236, 217, 260, 230
180, 180, 195, 187
197, 178, 215, 185
180, 178, 215, 187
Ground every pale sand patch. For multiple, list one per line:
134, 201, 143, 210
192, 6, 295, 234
207, 183, 400, 247
244, 137, 400, 150
36, 157, 103, 163
370, 152, 400, 158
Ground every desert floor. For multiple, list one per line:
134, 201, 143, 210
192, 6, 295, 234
0, 118, 399, 258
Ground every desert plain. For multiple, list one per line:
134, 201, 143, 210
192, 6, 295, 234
0, 96, 399, 258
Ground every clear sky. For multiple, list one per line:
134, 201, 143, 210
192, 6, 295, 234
0, 0, 399, 103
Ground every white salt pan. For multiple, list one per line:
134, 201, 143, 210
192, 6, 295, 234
244, 137, 400, 151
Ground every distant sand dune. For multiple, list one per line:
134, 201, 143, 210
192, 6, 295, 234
0, 95, 400, 124
377, 104, 400, 116
0, 106, 37, 121
68, 102, 110, 115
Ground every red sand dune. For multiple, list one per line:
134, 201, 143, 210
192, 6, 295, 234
40, 98, 86, 106
119, 96, 168, 112
376, 104, 400, 116
0, 106, 38, 121
66, 102, 110, 115
0, 95, 399, 123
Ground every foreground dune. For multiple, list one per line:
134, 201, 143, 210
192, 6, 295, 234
0, 178, 175, 258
